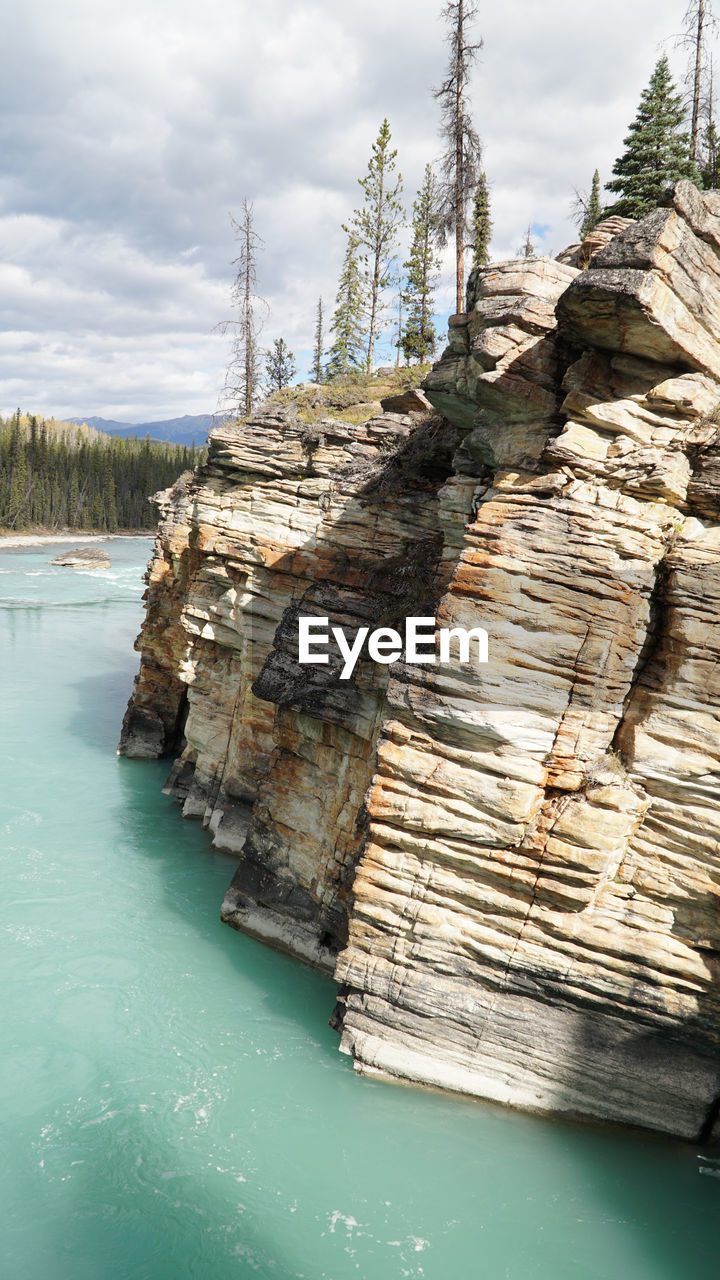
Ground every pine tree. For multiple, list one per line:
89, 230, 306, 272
605, 56, 700, 219
393, 273, 404, 368
434, 0, 484, 314
326, 232, 367, 379
578, 169, 603, 239
102, 459, 118, 532
470, 170, 492, 269
219, 200, 264, 418
311, 298, 325, 383
346, 119, 404, 372
265, 338, 296, 393
402, 164, 441, 365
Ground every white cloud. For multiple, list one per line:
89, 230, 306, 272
0, 0, 709, 417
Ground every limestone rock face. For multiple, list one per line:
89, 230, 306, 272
121, 183, 720, 1140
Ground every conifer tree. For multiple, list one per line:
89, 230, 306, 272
326, 233, 367, 379
265, 338, 296, 393
346, 119, 404, 373
470, 170, 492, 269
67, 468, 80, 525
219, 200, 264, 418
578, 169, 602, 239
0, 416, 204, 532
698, 50, 720, 185
701, 119, 720, 186
402, 164, 441, 364
102, 459, 118, 532
605, 56, 699, 219
311, 298, 325, 383
8, 443, 29, 528
434, 0, 484, 313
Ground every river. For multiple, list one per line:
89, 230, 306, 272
1, 536, 716, 1279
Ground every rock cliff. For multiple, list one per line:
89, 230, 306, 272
120, 182, 720, 1140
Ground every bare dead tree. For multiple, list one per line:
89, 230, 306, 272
218, 201, 266, 419
434, 0, 484, 315
677, 0, 717, 161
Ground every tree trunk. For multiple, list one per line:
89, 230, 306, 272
691, 0, 706, 163
455, 0, 465, 314
367, 264, 378, 372
366, 165, 385, 373
244, 214, 252, 418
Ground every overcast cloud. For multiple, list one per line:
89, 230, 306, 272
0, 0, 705, 421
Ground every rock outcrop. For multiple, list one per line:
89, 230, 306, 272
556, 213, 634, 268
51, 546, 111, 568
121, 182, 720, 1141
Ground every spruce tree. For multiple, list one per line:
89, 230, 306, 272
8, 439, 29, 528
326, 233, 367, 379
579, 169, 602, 239
102, 459, 118, 532
265, 338, 296, 393
470, 170, 492, 269
402, 164, 441, 364
311, 298, 324, 383
0, 415, 205, 532
605, 56, 699, 219
346, 119, 404, 372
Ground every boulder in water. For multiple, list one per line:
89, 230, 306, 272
50, 546, 111, 568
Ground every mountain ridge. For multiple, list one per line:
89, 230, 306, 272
69, 412, 227, 446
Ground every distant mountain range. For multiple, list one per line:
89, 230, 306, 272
69, 413, 228, 446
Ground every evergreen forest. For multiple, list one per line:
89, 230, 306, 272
0, 413, 204, 533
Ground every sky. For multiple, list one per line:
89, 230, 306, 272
0, 0, 710, 422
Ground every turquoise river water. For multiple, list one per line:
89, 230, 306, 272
1, 536, 718, 1280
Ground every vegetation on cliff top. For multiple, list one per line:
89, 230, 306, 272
258, 365, 431, 426
220, 1, 720, 424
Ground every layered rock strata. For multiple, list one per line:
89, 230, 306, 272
120, 408, 463, 968
121, 182, 720, 1140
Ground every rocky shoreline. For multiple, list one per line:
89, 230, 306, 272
0, 532, 152, 548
